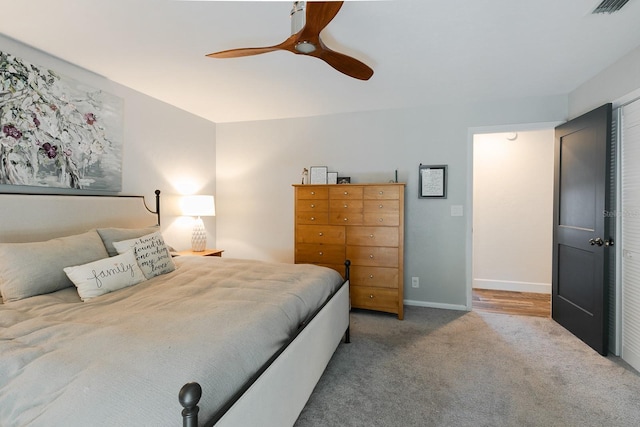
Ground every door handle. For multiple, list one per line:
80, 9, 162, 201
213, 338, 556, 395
589, 237, 605, 247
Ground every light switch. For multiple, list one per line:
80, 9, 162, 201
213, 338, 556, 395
451, 205, 463, 217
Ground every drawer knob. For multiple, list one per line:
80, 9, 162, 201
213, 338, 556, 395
369, 234, 375, 238
311, 191, 315, 195
319, 232, 324, 236
369, 254, 374, 259
344, 217, 348, 221
310, 204, 315, 208
369, 294, 374, 299
379, 204, 383, 209
369, 274, 374, 279
319, 251, 323, 256
379, 191, 383, 195
344, 191, 348, 195
378, 218, 384, 222
310, 217, 316, 221
344, 204, 348, 208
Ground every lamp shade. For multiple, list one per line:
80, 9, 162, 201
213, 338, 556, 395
181, 195, 215, 217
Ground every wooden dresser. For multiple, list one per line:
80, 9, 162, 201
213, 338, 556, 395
293, 183, 405, 319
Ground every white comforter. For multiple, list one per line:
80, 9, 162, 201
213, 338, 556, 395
0, 256, 343, 426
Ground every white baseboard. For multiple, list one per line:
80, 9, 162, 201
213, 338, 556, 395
404, 299, 468, 311
473, 278, 551, 294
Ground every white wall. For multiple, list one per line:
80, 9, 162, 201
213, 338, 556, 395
472, 130, 554, 294
216, 96, 567, 309
0, 35, 217, 250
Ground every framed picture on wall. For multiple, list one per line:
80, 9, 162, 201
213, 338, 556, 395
419, 164, 447, 198
309, 166, 328, 184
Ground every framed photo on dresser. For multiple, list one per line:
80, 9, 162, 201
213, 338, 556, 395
309, 166, 328, 184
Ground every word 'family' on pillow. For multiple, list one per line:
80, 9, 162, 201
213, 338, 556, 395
64, 250, 147, 301
112, 231, 176, 279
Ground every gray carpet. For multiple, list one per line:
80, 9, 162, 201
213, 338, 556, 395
295, 306, 640, 427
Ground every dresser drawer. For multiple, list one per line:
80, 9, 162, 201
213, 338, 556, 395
329, 212, 363, 225
296, 225, 345, 245
296, 187, 329, 199
364, 185, 401, 200
351, 266, 398, 289
364, 200, 399, 214
329, 186, 363, 200
330, 199, 363, 212
351, 286, 399, 313
363, 214, 399, 227
296, 244, 345, 265
347, 246, 399, 267
297, 199, 329, 213
346, 226, 399, 247
296, 212, 329, 225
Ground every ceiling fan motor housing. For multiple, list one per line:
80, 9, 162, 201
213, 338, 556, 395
291, 1, 306, 34
291, 1, 317, 53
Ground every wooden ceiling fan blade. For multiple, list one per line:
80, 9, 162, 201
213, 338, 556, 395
206, 46, 282, 59
315, 47, 373, 81
300, 1, 344, 38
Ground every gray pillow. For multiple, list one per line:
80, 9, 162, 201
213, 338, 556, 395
0, 230, 109, 302
96, 226, 159, 257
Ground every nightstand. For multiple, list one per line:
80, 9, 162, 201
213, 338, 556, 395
176, 249, 224, 257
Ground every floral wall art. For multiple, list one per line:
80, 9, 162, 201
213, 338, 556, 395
0, 50, 123, 191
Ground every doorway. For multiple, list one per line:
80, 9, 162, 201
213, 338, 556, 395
470, 126, 556, 316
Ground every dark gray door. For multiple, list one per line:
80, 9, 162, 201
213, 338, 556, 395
552, 103, 612, 356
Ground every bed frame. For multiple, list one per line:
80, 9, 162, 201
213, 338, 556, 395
0, 189, 350, 426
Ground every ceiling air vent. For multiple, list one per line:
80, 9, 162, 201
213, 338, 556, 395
592, 0, 630, 13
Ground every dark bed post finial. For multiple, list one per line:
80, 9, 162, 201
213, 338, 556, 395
344, 259, 351, 281
179, 382, 202, 427
155, 189, 161, 226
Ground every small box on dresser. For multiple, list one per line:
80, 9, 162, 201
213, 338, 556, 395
293, 183, 405, 319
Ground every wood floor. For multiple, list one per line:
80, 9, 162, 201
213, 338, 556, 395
472, 289, 550, 318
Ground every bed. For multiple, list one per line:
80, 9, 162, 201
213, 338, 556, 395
0, 190, 350, 426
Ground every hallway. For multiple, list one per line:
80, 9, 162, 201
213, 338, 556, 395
472, 289, 550, 318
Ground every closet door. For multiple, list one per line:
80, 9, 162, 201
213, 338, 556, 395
621, 99, 640, 370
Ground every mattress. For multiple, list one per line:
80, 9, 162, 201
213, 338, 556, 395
0, 256, 344, 426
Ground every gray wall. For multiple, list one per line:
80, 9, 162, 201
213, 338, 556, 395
216, 96, 567, 309
569, 45, 640, 117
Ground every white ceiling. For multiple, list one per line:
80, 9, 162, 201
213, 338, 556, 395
2, 0, 640, 123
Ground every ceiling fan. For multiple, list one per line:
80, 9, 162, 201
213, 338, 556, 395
206, 1, 373, 81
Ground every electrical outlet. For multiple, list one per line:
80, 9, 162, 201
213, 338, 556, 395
411, 277, 419, 288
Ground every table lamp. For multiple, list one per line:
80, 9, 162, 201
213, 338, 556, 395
181, 195, 215, 252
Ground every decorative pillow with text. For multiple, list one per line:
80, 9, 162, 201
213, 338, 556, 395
64, 250, 147, 301
97, 226, 160, 257
112, 231, 176, 279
